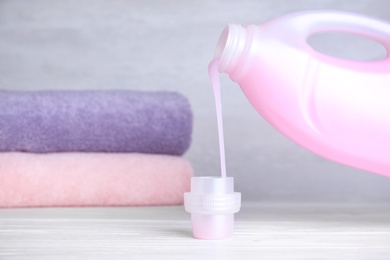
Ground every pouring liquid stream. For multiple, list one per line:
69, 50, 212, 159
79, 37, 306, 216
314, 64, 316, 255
208, 58, 227, 178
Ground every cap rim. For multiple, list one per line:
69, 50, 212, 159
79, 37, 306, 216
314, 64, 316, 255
184, 192, 241, 214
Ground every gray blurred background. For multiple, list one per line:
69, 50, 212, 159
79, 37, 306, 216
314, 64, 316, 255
0, 0, 389, 203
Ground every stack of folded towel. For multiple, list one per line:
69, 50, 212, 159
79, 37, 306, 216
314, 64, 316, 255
0, 90, 193, 207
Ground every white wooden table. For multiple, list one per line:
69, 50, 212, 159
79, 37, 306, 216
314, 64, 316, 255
1, 203, 389, 259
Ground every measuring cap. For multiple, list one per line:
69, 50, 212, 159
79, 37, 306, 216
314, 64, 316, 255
184, 177, 241, 239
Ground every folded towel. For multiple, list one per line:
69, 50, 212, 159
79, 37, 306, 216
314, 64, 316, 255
0, 90, 192, 155
0, 153, 192, 207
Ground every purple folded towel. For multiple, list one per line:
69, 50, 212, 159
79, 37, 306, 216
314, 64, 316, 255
0, 90, 192, 155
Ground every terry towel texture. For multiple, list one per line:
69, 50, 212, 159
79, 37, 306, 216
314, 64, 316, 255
0, 153, 192, 207
0, 90, 192, 155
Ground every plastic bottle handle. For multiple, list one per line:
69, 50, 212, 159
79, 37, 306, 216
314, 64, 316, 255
280, 11, 390, 60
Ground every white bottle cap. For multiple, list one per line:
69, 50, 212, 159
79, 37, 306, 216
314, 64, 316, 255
184, 177, 241, 239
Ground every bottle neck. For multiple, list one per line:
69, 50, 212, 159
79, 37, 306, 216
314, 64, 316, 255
214, 24, 248, 75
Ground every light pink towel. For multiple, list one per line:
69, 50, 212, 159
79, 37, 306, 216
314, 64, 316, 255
0, 153, 192, 208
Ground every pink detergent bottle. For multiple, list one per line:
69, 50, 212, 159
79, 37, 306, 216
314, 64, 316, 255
213, 10, 390, 178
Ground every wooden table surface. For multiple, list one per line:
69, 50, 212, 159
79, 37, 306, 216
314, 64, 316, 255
1, 203, 389, 259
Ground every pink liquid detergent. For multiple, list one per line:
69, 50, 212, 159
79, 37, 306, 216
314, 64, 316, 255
184, 10, 390, 241
182, 58, 240, 241
208, 58, 227, 178
210, 10, 390, 178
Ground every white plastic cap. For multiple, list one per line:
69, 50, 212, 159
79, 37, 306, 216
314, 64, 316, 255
184, 177, 241, 239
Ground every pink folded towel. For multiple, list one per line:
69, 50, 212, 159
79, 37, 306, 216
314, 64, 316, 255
0, 153, 192, 208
